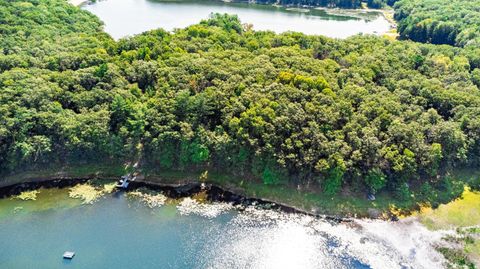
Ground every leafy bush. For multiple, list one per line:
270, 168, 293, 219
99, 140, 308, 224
364, 168, 387, 194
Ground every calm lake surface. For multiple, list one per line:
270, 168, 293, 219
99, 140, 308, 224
0, 186, 446, 269
82, 0, 392, 39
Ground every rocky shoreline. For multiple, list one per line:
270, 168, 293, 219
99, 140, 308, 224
0, 177, 350, 223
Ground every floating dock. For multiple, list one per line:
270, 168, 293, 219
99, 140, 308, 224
63, 251, 75, 259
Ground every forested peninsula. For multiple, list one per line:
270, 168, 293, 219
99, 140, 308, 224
1, 0, 480, 215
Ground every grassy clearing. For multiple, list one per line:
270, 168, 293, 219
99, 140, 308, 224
416, 187, 480, 230
412, 187, 480, 268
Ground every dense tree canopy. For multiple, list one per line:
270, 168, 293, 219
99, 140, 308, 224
2, 0, 480, 196
366, 0, 398, 8
394, 0, 480, 47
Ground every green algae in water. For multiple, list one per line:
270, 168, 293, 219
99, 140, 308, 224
127, 188, 168, 208
103, 182, 117, 193
68, 183, 113, 204
69, 184, 102, 204
13, 190, 39, 201
0, 188, 83, 220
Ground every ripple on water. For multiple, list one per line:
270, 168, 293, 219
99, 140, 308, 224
186, 203, 447, 269
176, 197, 234, 218
0, 190, 449, 269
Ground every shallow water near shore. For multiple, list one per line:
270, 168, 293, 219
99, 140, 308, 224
0, 186, 446, 269
82, 0, 391, 39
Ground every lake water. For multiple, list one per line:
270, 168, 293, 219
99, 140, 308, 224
82, 0, 392, 39
0, 185, 446, 269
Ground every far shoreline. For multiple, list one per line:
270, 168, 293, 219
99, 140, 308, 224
71, 0, 397, 36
